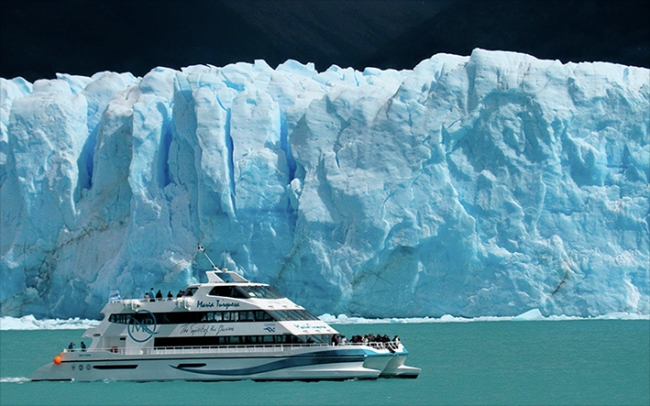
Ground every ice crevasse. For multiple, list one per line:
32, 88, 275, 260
1, 48, 648, 319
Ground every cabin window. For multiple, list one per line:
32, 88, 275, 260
208, 286, 232, 297
255, 310, 274, 321
110, 309, 295, 325
267, 310, 320, 321
262, 335, 275, 343
208, 286, 248, 298
153, 334, 312, 348
222, 312, 238, 322
109, 314, 131, 324
201, 312, 216, 322
207, 285, 286, 299
238, 311, 255, 321
236, 285, 285, 299
304, 335, 329, 344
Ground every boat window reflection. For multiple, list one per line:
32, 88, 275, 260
207, 285, 285, 299
153, 333, 331, 348
109, 309, 315, 324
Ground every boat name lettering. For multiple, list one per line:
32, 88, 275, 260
216, 325, 235, 335
293, 323, 326, 330
196, 300, 240, 309
179, 324, 235, 336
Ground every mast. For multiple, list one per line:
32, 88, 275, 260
198, 244, 219, 271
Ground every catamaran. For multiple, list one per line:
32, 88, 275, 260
31, 247, 420, 382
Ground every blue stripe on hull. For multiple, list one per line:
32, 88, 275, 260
170, 350, 368, 376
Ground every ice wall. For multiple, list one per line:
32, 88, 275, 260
1, 49, 648, 319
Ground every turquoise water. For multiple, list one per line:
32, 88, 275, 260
1, 320, 648, 405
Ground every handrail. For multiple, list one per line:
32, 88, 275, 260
109, 297, 179, 304
62, 341, 401, 356
351, 341, 401, 350
64, 343, 330, 356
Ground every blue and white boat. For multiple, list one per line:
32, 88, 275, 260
31, 248, 420, 382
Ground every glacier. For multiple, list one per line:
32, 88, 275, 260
1, 49, 648, 320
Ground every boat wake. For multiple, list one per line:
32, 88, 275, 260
0, 377, 30, 384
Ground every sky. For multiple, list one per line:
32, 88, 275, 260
1, 0, 649, 82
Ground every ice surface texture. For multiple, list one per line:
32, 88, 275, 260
1, 49, 648, 319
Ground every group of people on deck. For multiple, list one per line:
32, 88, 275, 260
332, 333, 400, 349
143, 288, 177, 302
68, 342, 86, 352
351, 333, 399, 346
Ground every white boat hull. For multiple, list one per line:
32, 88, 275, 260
31, 344, 415, 382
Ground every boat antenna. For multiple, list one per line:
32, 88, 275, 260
198, 244, 219, 271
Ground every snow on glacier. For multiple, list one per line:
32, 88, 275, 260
0, 49, 648, 319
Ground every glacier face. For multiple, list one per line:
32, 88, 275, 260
1, 49, 648, 319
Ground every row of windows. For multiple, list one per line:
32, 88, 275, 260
153, 334, 331, 348
200, 310, 274, 322
269, 310, 320, 322
207, 285, 285, 299
179, 285, 285, 299
108, 309, 319, 325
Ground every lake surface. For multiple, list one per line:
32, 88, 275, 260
1, 320, 648, 405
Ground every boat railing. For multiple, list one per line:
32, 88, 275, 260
150, 343, 330, 355
359, 341, 399, 349
64, 343, 332, 356
63, 340, 400, 357
108, 297, 179, 304
343, 340, 402, 351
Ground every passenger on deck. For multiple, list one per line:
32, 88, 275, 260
144, 292, 150, 300
176, 290, 184, 298
167, 291, 173, 299
149, 288, 155, 301
80, 342, 86, 352
68, 342, 75, 352
156, 290, 163, 300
